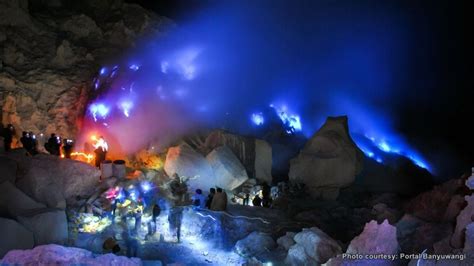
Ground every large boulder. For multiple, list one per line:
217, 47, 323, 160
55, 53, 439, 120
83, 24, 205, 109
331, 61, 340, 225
285, 227, 342, 265
1, 244, 142, 265
254, 139, 272, 185
277, 232, 296, 251
164, 143, 216, 192
451, 194, 474, 248
234, 231, 276, 257
0, 155, 17, 183
17, 210, 68, 245
0, 181, 46, 217
204, 130, 273, 184
289, 116, 363, 200
12, 154, 100, 208
206, 146, 249, 191
0, 217, 34, 258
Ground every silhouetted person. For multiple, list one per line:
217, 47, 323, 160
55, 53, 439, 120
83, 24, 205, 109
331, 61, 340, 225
262, 183, 273, 208
243, 193, 250, 206
45, 133, 61, 156
168, 175, 187, 243
210, 187, 227, 211
94, 136, 108, 167
20, 131, 32, 152
252, 195, 262, 207
192, 189, 206, 208
2, 124, 15, 152
63, 139, 74, 159
29, 132, 38, 155
206, 188, 216, 209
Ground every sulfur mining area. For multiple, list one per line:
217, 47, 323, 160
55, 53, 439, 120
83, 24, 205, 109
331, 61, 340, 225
0, 0, 473, 265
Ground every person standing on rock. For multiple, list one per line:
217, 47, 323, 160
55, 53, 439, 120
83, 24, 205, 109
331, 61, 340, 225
63, 139, 74, 159
168, 174, 189, 243
252, 195, 262, 207
93, 136, 108, 167
206, 188, 216, 209
2, 124, 15, 152
210, 187, 228, 211
20, 131, 33, 154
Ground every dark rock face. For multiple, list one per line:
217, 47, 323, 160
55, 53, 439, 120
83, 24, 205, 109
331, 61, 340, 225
0, 0, 173, 141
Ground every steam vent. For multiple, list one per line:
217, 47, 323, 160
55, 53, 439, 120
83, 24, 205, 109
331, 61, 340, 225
0, 0, 472, 265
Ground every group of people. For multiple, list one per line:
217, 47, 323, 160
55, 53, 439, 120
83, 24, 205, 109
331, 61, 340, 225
0, 123, 75, 158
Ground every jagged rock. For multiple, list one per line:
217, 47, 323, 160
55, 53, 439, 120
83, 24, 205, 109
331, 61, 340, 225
465, 167, 474, 190
164, 143, 216, 192
443, 195, 465, 222
277, 232, 296, 251
1, 244, 142, 265
10, 153, 100, 208
0, 155, 17, 183
207, 146, 249, 191
204, 130, 272, 184
289, 116, 363, 200
372, 203, 402, 224
17, 210, 68, 245
286, 227, 342, 265
464, 222, 474, 253
0, 181, 46, 217
451, 195, 474, 248
405, 178, 464, 222
234, 231, 276, 257
0, 217, 34, 258
347, 220, 398, 255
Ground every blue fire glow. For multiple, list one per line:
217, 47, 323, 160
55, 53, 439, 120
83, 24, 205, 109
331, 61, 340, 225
89, 103, 110, 121
129, 64, 140, 71
251, 112, 264, 126
99, 67, 107, 76
118, 100, 133, 118
271, 104, 302, 133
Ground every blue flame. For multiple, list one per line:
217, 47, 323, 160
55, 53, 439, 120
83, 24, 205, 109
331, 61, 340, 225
129, 64, 140, 71
118, 100, 133, 118
99, 67, 107, 76
271, 104, 302, 133
89, 103, 110, 121
251, 112, 265, 126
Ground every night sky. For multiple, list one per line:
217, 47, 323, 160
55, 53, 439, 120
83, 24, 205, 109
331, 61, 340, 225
128, 0, 473, 178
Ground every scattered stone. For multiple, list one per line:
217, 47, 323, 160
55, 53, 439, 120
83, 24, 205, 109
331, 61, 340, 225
234, 231, 276, 257
463, 222, 474, 253
405, 178, 464, 222
1, 244, 142, 265
207, 146, 249, 191
286, 227, 342, 265
0, 217, 34, 258
451, 195, 474, 248
347, 220, 398, 255
289, 116, 363, 200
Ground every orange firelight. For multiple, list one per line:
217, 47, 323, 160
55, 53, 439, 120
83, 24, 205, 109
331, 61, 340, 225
71, 152, 95, 163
